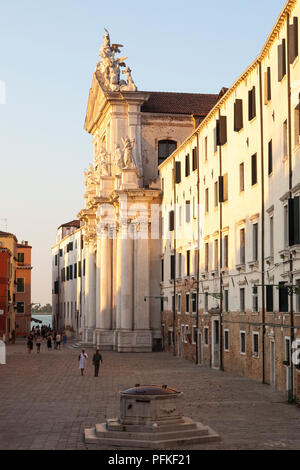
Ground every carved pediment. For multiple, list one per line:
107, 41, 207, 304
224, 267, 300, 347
84, 73, 108, 134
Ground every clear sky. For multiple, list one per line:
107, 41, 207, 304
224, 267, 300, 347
0, 0, 286, 305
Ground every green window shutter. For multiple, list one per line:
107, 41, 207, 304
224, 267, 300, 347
192, 148, 197, 171
278, 40, 286, 81
216, 116, 227, 146
185, 154, 190, 177
248, 90, 252, 120
234, 99, 243, 132
175, 161, 181, 183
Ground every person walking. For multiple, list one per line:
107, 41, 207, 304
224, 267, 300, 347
47, 334, 52, 350
56, 333, 61, 350
78, 350, 88, 376
62, 331, 67, 347
92, 349, 103, 377
36, 334, 41, 353
27, 334, 33, 354
53, 331, 57, 350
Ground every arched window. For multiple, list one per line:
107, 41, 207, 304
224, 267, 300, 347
158, 140, 177, 166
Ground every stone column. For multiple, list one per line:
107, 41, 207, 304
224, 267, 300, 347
96, 237, 101, 329
134, 223, 150, 330
121, 224, 133, 330
99, 230, 112, 330
87, 245, 96, 331
116, 228, 122, 330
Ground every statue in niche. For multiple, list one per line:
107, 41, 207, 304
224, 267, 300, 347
114, 144, 124, 171
97, 147, 110, 176
121, 66, 137, 92
122, 137, 136, 169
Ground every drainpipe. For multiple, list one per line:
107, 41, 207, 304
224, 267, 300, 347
218, 110, 224, 372
173, 159, 177, 356
287, 13, 295, 400
196, 131, 200, 364
259, 61, 266, 384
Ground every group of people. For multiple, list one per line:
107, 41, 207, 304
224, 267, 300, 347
27, 325, 67, 354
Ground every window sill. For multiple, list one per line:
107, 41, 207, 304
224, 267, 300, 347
236, 263, 246, 271
248, 260, 259, 269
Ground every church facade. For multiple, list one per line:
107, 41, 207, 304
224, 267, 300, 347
51, 29, 219, 352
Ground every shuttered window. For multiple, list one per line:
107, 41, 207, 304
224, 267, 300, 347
161, 258, 164, 282
234, 99, 243, 132
251, 153, 257, 185
158, 140, 177, 166
278, 39, 286, 81
279, 282, 288, 312
186, 201, 191, 223
54, 281, 59, 294
170, 255, 175, 280
268, 140, 273, 175
216, 116, 227, 145
240, 229, 245, 264
175, 161, 181, 184
289, 17, 298, 64
289, 197, 300, 246
169, 210, 174, 232
74, 263, 77, 279
219, 174, 228, 202
78, 261, 82, 277
205, 188, 209, 213
205, 243, 209, 271
185, 154, 190, 177
248, 87, 256, 121
240, 163, 245, 192
224, 235, 229, 268
192, 147, 197, 171
264, 67, 272, 103
266, 285, 274, 312
187, 250, 190, 276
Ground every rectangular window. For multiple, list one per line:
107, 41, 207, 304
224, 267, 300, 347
240, 288, 245, 312
253, 292, 258, 312
169, 210, 174, 232
224, 290, 229, 312
59, 249, 63, 257
178, 253, 182, 278
170, 255, 175, 280
192, 293, 197, 313
285, 337, 291, 365
54, 281, 59, 294
248, 87, 256, 121
186, 201, 191, 223
78, 261, 82, 277
266, 285, 274, 312
214, 239, 218, 269
224, 235, 229, 268
83, 259, 86, 276
284, 204, 289, 248
240, 331, 246, 354
205, 188, 209, 213
253, 332, 259, 356
66, 266, 69, 281
16, 278, 24, 293
240, 228, 245, 264
204, 327, 209, 345
186, 250, 190, 276
268, 140, 273, 175
224, 330, 229, 351
17, 302, 24, 313
251, 153, 257, 185
177, 293, 181, 313
214, 181, 218, 207
192, 147, 197, 171
279, 282, 289, 312
278, 39, 286, 81
55, 254, 58, 266
69, 265, 73, 280
175, 161, 181, 184
185, 154, 190, 177
219, 174, 228, 202
240, 162, 245, 192
74, 263, 77, 279
186, 293, 190, 314
17, 253, 24, 263
289, 197, 300, 246
168, 330, 173, 346
253, 223, 258, 261
264, 67, 272, 103
205, 137, 208, 161
216, 115, 227, 145
161, 258, 164, 282
234, 99, 243, 132
205, 243, 209, 272
289, 17, 298, 64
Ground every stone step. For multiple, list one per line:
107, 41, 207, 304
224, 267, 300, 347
95, 421, 209, 441
106, 416, 198, 434
85, 424, 220, 449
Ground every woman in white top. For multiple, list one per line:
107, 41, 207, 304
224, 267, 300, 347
78, 349, 88, 376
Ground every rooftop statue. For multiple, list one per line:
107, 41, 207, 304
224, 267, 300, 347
97, 29, 137, 92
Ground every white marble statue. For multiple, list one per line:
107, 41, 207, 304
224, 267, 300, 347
84, 164, 97, 187
122, 137, 136, 169
97, 29, 137, 92
114, 144, 124, 171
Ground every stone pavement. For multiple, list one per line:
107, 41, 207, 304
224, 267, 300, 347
0, 339, 300, 450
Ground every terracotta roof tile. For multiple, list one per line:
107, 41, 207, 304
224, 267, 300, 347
141, 91, 220, 116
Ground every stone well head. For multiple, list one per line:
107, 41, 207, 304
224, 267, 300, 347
119, 385, 183, 426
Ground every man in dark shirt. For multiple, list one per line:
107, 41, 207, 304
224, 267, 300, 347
92, 349, 103, 377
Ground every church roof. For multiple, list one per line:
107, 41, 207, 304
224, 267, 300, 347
140, 91, 220, 116
58, 220, 81, 230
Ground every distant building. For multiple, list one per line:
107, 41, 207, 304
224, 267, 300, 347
15, 242, 32, 336
0, 247, 12, 338
0, 231, 17, 339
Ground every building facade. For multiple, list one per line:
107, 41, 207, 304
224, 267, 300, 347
15, 242, 32, 337
160, 0, 300, 400
0, 247, 12, 338
0, 231, 17, 339
51, 30, 219, 351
